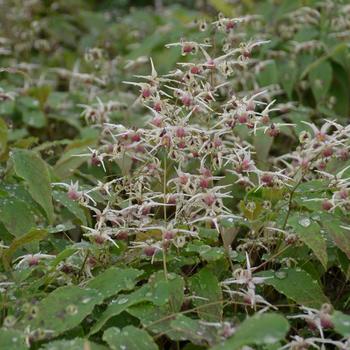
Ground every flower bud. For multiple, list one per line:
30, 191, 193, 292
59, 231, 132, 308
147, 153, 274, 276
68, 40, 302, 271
141, 88, 151, 99
151, 116, 163, 127
176, 127, 186, 138
322, 147, 333, 158
203, 194, 216, 206
322, 199, 332, 211
144, 246, 157, 257
199, 177, 210, 189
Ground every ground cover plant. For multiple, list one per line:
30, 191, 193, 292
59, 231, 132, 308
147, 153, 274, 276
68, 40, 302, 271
0, 0, 350, 349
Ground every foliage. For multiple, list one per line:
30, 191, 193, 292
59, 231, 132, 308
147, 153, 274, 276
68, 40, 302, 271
0, 0, 350, 349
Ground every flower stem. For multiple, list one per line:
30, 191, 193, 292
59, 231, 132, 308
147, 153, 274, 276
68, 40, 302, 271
162, 152, 168, 280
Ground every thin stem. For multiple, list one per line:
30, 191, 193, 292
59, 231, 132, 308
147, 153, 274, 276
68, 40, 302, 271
255, 244, 290, 271
162, 152, 168, 280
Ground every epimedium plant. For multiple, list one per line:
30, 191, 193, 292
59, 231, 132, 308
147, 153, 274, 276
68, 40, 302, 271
248, 0, 350, 123
0, 1, 350, 350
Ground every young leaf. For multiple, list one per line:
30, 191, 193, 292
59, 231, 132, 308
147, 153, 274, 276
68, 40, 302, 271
211, 313, 289, 350
11, 149, 54, 223
103, 326, 158, 350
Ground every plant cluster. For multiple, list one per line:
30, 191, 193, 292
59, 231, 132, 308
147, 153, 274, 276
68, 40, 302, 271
0, 1, 350, 350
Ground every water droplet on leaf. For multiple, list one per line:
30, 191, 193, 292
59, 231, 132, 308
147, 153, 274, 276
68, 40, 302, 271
275, 271, 287, 279
117, 297, 128, 304
298, 217, 311, 227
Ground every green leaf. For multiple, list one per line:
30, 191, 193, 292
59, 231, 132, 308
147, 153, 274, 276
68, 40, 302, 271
89, 287, 149, 335
211, 313, 289, 350
170, 315, 219, 346
17, 96, 46, 128
49, 246, 78, 269
48, 222, 75, 233
90, 272, 183, 335
11, 149, 54, 223
27, 85, 51, 108
52, 190, 87, 225
2, 229, 47, 270
86, 267, 143, 299
103, 326, 158, 350
40, 338, 107, 350
257, 60, 278, 86
127, 303, 179, 340
288, 213, 328, 269
309, 60, 333, 102
208, 0, 234, 16
0, 198, 36, 237
257, 268, 329, 308
148, 271, 185, 310
0, 329, 27, 350
22, 110, 46, 128
254, 130, 274, 163
128, 303, 208, 343
0, 117, 8, 156
28, 286, 104, 337
53, 138, 97, 179
322, 217, 350, 259
186, 241, 225, 261
188, 268, 223, 321
332, 311, 350, 337
278, 61, 298, 99
329, 64, 350, 118
336, 249, 350, 280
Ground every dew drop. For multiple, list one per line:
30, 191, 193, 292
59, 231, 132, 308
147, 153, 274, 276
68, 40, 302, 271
117, 297, 128, 305
264, 335, 278, 344
275, 271, 287, 279
298, 217, 311, 227
66, 304, 78, 315
311, 214, 320, 221
230, 250, 238, 258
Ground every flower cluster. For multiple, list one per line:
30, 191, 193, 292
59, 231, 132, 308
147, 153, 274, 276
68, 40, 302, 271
0, 5, 340, 348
